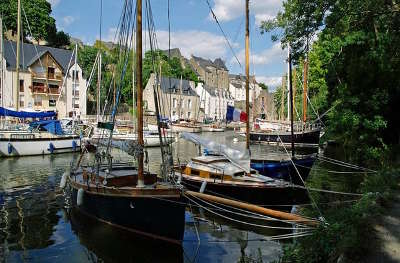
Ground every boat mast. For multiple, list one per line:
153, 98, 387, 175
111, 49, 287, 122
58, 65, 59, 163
178, 75, 182, 121
302, 56, 308, 123
288, 47, 295, 157
73, 43, 78, 117
286, 48, 290, 121
15, 0, 21, 111
97, 0, 103, 123
245, 0, 250, 150
0, 16, 3, 108
136, 0, 144, 187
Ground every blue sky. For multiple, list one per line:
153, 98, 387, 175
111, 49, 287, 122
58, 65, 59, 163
48, 0, 286, 90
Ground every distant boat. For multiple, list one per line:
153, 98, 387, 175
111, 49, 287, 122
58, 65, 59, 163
170, 122, 201, 133
201, 123, 225, 132
250, 128, 321, 147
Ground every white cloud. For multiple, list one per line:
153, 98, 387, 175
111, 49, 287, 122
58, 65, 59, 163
47, 0, 60, 7
256, 76, 282, 91
232, 42, 286, 66
211, 0, 283, 25
62, 16, 75, 27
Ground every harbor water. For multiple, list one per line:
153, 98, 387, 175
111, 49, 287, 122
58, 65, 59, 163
0, 131, 360, 262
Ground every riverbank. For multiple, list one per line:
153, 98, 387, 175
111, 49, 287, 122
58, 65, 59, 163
367, 190, 400, 262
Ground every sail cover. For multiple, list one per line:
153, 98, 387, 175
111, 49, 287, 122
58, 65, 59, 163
29, 120, 64, 135
181, 132, 251, 173
0, 107, 56, 119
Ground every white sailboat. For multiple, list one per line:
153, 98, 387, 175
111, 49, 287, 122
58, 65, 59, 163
0, 1, 81, 157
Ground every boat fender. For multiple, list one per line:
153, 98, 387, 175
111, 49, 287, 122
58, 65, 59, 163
7, 143, 13, 154
72, 140, 77, 151
177, 173, 182, 184
200, 181, 207, 193
60, 172, 68, 189
77, 188, 84, 206
49, 143, 55, 154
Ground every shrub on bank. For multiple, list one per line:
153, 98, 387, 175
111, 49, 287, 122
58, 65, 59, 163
279, 169, 399, 263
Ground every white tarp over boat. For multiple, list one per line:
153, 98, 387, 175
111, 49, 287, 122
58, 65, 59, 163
181, 132, 251, 173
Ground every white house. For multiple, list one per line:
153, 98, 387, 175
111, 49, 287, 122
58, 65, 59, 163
196, 83, 234, 121
0, 40, 87, 118
229, 74, 261, 103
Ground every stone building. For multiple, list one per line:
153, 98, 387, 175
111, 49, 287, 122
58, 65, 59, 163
196, 82, 234, 121
143, 74, 200, 121
253, 89, 277, 120
189, 55, 229, 90
0, 40, 87, 118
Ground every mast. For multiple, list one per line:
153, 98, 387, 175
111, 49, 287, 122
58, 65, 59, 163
15, 0, 21, 111
0, 16, 3, 108
73, 43, 78, 117
97, 0, 103, 123
245, 0, 250, 150
286, 48, 290, 121
288, 47, 295, 157
136, 0, 144, 187
280, 76, 285, 121
178, 75, 182, 121
303, 56, 308, 123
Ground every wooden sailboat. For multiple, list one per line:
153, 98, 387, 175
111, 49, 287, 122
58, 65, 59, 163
250, 50, 321, 147
66, 0, 186, 244
173, 1, 310, 208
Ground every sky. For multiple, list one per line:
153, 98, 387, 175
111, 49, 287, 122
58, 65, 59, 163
48, 0, 287, 90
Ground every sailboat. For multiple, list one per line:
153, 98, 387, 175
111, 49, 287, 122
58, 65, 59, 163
173, 1, 311, 207
0, 3, 81, 157
66, 0, 186, 244
250, 50, 321, 147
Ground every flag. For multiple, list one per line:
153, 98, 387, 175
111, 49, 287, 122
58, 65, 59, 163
226, 105, 247, 122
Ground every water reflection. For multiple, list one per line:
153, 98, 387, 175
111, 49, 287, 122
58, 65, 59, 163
0, 133, 289, 262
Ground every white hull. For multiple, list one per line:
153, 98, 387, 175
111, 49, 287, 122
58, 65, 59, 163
91, 133, 174, 147
0, 136, 81, 157
170, 124, 201, 133
201, 126, 225, 132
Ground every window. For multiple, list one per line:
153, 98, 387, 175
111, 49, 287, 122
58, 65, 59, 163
48, 67, 55, 79
72, 70, 79, 81
172, 111, 176, 117
187, 112, 191, 119
19, 80, 24, 92
187, 99, 192, 108
34, 96, 42, 106
49, 99, 56, 107
49, 84, 59, 94
173, 98, 177, 108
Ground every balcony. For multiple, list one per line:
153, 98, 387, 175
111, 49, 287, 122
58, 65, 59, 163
31, 86, 47, 94
31, 72, 63, 82
49, 87, 60, 95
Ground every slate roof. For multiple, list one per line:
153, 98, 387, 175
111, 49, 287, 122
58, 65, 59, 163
161, 48, 182, 58
3, 40, 75, 73
159, 76, 198, 96
191, 55, 227, 71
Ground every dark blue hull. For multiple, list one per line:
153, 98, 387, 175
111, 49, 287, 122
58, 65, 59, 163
251, 156, 315, 185
71, 188, 186, 244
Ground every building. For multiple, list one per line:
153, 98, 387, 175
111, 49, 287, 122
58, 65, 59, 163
229, 74, 261, 103
143, 74, 200, 121
253, 89, 277, 120
196, 83, 234, 121
0, 40, 87, 118
189, 55, 229, 90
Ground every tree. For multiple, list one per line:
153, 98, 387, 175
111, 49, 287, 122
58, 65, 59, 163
0, 0, 69, 47
259, 82, 269, 92
261, 0, 400, 165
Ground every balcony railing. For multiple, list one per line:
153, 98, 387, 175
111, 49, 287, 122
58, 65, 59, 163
31, 86, 47, 94
31, 72, 63, 81
49, 87, 60, 95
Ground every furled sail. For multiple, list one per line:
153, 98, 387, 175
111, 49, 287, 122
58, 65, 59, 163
181, 132, 251, 173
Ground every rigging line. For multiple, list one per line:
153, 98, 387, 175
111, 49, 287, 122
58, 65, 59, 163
293, 185, 363, 196
317, 155, 376, 172
204, 0, 242, 68
296, 163, 375, 174
277, 134, 325, 221
184, 193, 316, 230
306, 93, 325, 127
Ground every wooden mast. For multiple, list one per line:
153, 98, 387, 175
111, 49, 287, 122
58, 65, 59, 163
0, 16, 3, 108
303, 57, 308, 122
245, 0, 250, 150
288, 47, 295, 157
136, 0, 144, 187
97, 0, 103, 123
15, 0, 21, 111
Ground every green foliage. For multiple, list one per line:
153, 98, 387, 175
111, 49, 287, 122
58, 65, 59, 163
259, 83, 268, 92
264, 0, 400, 166
0, 0, 69, 47
143, 50, 198, 87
